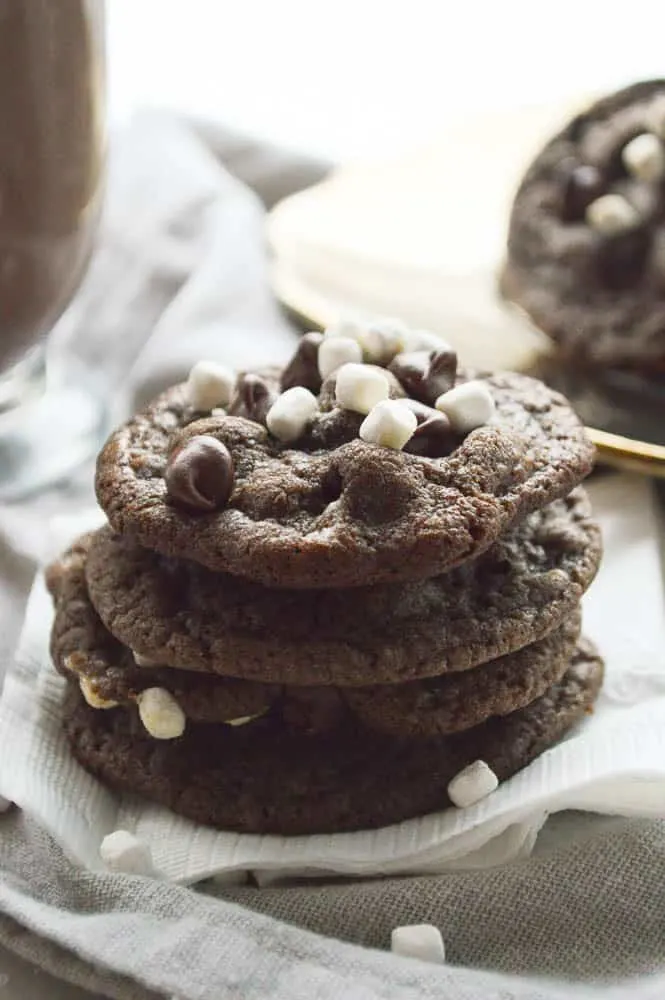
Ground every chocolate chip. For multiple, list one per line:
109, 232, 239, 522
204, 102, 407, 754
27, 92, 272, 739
560, 163, 605, 221
401, 400, 457, 458
389, 349, 457, 405
165, 435, 234, 512
228, 373, 277, 424
280, 332, 324, 393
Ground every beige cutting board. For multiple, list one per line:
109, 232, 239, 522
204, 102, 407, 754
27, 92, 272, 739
268, 100, 587, 371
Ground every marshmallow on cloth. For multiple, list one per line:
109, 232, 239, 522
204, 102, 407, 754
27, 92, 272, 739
187, 360, 235, 411
391, 924, 446, 964
266, 386, 318, 442
335, 362, 390, 414
100, 830, 156, 876
360, 399, 417, 450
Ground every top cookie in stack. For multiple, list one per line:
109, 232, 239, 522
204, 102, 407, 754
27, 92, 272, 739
48, 317, 602, 835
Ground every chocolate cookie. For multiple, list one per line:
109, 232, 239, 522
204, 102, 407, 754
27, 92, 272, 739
47, 534, 278, 724
345, 611, 580, 736
82, 489, 600, 685
502, 79, 665, 373
61, 641, 604, 834
95, 362, 593, 588
49, 538, 582, 737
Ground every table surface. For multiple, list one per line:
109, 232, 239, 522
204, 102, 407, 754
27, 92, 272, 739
4, 1, 665, 994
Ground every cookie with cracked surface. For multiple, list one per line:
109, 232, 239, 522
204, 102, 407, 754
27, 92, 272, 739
49, 537, 582, 736
94, 360, 594, 588
345, 610, 581, 736
502, 79, 665, 374
81, 489, 600, 685
61, 641, 604, 834
46, 533, 279, 725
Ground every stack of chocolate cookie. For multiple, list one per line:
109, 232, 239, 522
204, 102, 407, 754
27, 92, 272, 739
47, 318, 603, 835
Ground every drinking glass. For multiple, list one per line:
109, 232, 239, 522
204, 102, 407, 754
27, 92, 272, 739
0, 0, 106, 500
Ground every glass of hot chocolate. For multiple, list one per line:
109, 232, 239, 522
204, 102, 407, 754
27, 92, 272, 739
0, 0, 105, 499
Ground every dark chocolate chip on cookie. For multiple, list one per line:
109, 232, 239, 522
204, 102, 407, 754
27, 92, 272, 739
96, 331, 594, 588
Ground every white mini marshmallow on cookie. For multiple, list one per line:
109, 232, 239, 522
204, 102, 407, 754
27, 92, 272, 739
585, 193, 640, 234
622, 133, 665, 183
435, 380, 495, 432
225, 714, 262, 727
391, 925, 446, 964
133, 651, 157, 668
137, 688, 186, 740
646, 95, 665, 140
266, 386, 318, 443
447, 760, 499, 808
79, 676, 119, 710
323, 317, 366, 342
187, 360, 235, 411
335, 363, 390, 414
402, 328, 453, 354
100, 830, 156, 876
318, 335, 362, 379
359, 399, 417, 450
360, 317, 409, 364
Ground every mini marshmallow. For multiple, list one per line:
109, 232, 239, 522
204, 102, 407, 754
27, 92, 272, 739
100, 830, 156, 875
79, 676, 118, 710
585, 193, 640, 234
435, 380, 495, 432
225, 714, 260, 727
391, 924, 446, 964
402, 328, 453, 354
318, 335, 362, 379
137, 688, 186, 740
646, 95, 665, 140
323, 317, 366, 342
335, 363, 390, 414
447, 759, 499, 808
360, 317, 409, 364
359, 399, 417, 450
187, 360, 235, 411
0, 796, 12, 813
133, 650, 157, 667
622, 133, 665, 183
266, 386, 318, 443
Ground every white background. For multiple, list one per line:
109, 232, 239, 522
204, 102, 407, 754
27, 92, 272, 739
108, 0, 665, 160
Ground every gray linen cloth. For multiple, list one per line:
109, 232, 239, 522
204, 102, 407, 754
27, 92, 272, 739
0, 111, 664, 999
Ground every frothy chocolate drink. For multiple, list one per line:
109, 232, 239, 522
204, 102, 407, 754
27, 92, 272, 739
0, 1, 104, 376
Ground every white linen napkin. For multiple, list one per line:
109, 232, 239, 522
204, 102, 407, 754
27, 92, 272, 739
0, 473, 663, 885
